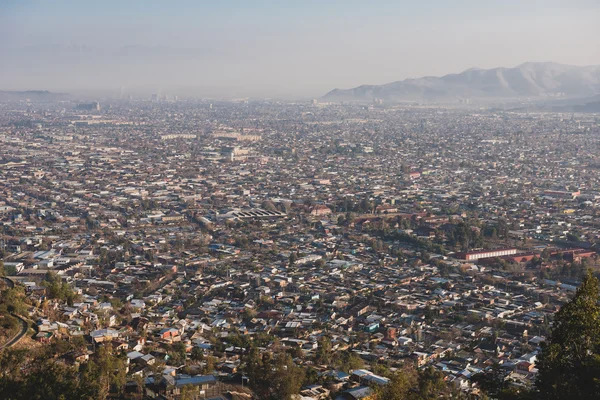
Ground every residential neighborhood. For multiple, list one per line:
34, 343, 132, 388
1, 97, 600, 399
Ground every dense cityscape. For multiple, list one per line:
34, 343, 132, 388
0, 97, 599, 399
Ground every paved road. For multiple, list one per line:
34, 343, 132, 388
0, 314, 28, 349
0, 276, 28, 349
1, 276, 15, 289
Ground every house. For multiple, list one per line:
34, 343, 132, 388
351, 369, 390, 386
300, 384, 330, 400
310, 205, 332, 216
36, 331, 54, 344
127, 351, 144, 363
112, 341, 129, 351
516, 361, 534, 374
145, 374, 217, 399
130, 299, 146, 309
415, 226, 436, 239
90, 328, 119, 343
141, 354, 156, 365
158, 327, 180, 341
376, 205, 398, 214
319, 370, 350, 382
62, 351, 90, 365
334, 386, 374, 400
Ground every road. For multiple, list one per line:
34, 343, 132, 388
0, 314, 28, 350
1, 276, 15, 289
0, 276, 28, 349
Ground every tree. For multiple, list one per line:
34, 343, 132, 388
42, 272, 78, 306
472, 364, 522, 400
335, 351, 364, 372
131, 374, 145, 400
245, 347, 270, 399
203, 355, 216, 374
17, 358, 82, 400
417, 366, 457, 399
2, 286, 27, 315
180, 384, 200, 400
245, 348, 305, 400
535, 271, 600, 399
315, 336, 332, 365
373, 365, 464, 400
374, 366, 418, 400
288, 252, 297, 268
169, 342, 187, 365
190, 346, 204, 362
79, 344, 127, 399
0, 348, 100, 400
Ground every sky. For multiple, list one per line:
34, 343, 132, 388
1, 0, 599, 98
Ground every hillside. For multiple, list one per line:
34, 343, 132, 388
0, 90, 70, 101
323, 62, 600, 102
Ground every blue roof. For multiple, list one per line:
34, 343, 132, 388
320, 370, 350, 380
334, 370, 350, 380
146, 374, 217, 388
176, 375, 217, 387
362, 374, 390, 385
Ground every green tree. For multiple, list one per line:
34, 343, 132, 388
535, 271, 600, 399
0, 348, 98, 400
335, 351, 364, 372
42, 272, 78, 305
315, 336, 332, 365
190, 346, 204, 362
169, 342, 187, 365
374, 365, 464, 400
288, 252, 297, 268
180, 384, 200, 400
203, 355, 216, 374
417, 367, 450, 398
374, 366, 418, 400
245, 348, 305, 400
18, 358, 82, 400
2, 286, 27, 315
79, 344, 127, 399
472, 364, 523, 400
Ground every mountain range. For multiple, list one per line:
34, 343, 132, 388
0, 90, 70, 101
322, 62, 600, 103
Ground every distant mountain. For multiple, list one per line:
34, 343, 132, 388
572, 101, 600, 113
550, 94, 600, 113
0, 90, 70, 101
506, 94, 600, 113
323, 62, 600, 102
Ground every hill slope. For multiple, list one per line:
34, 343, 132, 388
323, 62, 600, 102
0, 90, 70, 101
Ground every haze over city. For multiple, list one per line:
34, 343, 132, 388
1, 0, 600, 98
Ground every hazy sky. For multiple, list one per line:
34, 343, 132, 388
1, 0, 599, 98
